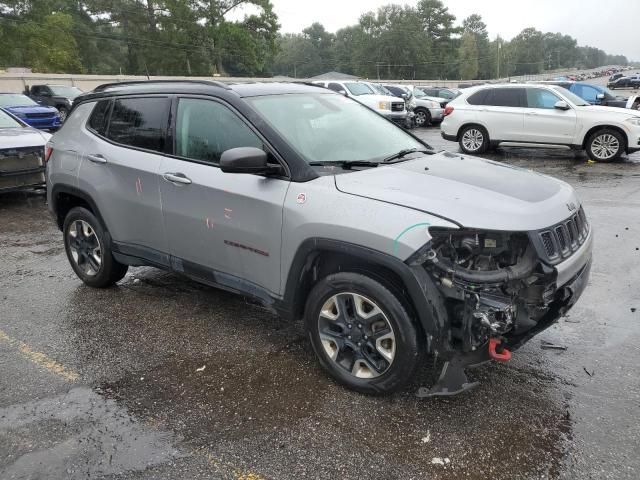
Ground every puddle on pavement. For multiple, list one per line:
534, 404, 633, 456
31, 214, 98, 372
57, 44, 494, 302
0, 387, 181, 479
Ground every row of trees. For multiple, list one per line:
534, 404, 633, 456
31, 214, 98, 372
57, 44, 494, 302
273, 1, 630, 80
0, 0, 280, 76
0, 0, 631, 79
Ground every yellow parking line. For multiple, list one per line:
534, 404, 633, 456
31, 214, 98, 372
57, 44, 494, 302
0, 329, 79, 382
0, 329, 264, 479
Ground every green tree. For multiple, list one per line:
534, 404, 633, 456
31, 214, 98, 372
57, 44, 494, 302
416, 0, 459, 78
458, 31, 478, 79
462, 14, 492, 79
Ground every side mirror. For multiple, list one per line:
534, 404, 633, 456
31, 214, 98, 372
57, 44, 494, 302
338, 90, 347, 96
554, 100, 570, 110
596, 93, 605, 100
220, 147, 280, 175
401, 93, 409, 100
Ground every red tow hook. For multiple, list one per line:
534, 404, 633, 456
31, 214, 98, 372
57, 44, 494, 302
489, 338, 512, 362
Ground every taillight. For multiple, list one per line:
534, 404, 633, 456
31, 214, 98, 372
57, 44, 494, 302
444, 105, 454, 116
44, 143, 54, 163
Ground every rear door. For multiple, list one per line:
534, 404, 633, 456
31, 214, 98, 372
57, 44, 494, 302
522, 88, 576, 144
158, 96, 290, 295
481, 88, 525, 141
77, 96, 170, 263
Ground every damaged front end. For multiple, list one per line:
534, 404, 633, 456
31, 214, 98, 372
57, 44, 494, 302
410, 211, 592, 396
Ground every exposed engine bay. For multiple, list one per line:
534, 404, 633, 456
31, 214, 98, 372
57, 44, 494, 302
421, 228, 558, 353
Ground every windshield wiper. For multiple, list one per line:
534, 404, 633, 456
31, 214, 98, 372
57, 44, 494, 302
309, 160, 380, 170
382, 148, 431, 163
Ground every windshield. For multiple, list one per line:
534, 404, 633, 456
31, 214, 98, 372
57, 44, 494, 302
49, 85, 83, 98
413, 87, 427, 98
369, 84, 390, 95
551, 86, 589, 106
0, 109, 23, 128
344, 83, 374, 96
0, 94, 38, 107
247, 93, 427, 164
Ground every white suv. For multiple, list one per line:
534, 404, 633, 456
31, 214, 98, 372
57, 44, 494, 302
441, 83, 640, 162
312, 80, 408, 126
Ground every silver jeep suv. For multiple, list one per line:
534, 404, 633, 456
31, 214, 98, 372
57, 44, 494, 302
47, 80, 592, 396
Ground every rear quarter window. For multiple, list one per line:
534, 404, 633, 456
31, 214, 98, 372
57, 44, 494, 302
466, 89, 489, 105
87, 100, 111, 136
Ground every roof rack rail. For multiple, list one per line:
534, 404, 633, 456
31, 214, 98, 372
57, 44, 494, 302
93, 79, 231, 92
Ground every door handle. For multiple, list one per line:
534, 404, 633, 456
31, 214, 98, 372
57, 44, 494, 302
163, 172, 192, 185
87, 153, 107, 164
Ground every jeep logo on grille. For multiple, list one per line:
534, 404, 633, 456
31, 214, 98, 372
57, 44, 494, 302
567, 202, 577, 212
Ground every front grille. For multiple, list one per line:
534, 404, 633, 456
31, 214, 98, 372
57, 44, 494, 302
391, 102, 404, 112
533, 207, 589, 264
26, 112, 55, 119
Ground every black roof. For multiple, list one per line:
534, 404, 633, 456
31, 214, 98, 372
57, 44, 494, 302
78, 80, 328, 102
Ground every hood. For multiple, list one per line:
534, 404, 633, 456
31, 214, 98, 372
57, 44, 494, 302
334, 151, 579, 231
4, 105, 59, 115
0, 128, 50, 149
581, 104, 640, 117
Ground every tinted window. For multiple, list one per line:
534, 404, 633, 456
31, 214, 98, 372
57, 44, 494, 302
384, 86, 404, 97
327, 83, 343, 93
106, 97, 169, 152
88, 100, 111, 135
526, 88, 561, 109
466, 89, 489, 105
573, 84, 597, 103
486, 88, 524, 107
175, 98, 262, 164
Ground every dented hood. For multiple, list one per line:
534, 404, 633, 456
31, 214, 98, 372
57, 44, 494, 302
334, 151, 579, 231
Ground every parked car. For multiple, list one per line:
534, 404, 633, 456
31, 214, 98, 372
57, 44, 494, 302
47, 80, 592, 396
25, 84, 84, 122
419, 87, 462, 103
533, 81, 639, 109
608, 75, 640, 89
0, 93, 61, 130
383, 84, 444, 127
440, 83, 640, 161
0, 108, 50, 193
311, 80, 408, 126
609, 73, 625, 83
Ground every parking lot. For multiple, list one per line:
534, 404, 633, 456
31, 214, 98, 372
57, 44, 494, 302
1, 126, 639, 479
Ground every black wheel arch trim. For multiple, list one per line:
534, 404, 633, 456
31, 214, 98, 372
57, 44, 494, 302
50, 184, 108, 232
282, 237, 450, 351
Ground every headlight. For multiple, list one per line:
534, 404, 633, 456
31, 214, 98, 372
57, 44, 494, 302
625, 117, 640, 126
378, 101, 391, 110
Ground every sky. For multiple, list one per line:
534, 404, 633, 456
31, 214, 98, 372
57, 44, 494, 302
250, 0, 639, 60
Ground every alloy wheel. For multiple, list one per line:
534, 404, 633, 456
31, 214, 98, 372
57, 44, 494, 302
318, 292, 396, 379
461, 128, 484, 152
415, 111, 428, 127
591, 134, 620, 160
67, 220, 102, 276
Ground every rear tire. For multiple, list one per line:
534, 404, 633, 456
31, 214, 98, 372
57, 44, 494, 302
459, 125, 489, 154
304, 272, 421, 395
414, 108, 431, 128
63, 207, 128, 288
586, 129, 625, 163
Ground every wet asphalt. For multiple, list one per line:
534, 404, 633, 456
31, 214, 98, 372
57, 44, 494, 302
1, 127, 639, 479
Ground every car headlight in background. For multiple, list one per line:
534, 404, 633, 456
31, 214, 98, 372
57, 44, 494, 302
378, 101, 391, 111
625, 117, 640, 126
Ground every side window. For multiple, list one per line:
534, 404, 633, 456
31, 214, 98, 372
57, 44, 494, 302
106, 97, 170, 153
486, 88, 524, 107
327, 83, 344, 93
466, 89, 489, 105
87, 100, 112, 135
31, 86, 42, 95
175, 98, 262, 165
440, 90, 454, 99
577, 85, 597, 103
526, 88, 561, 109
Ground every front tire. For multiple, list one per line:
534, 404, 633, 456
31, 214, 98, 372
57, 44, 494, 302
304, 272, 421, 395
414, 108, 431, 128
57, 107, 69, 123
63, 207, 128, 288
586, 129, 625, 162
459, 125, 489, 154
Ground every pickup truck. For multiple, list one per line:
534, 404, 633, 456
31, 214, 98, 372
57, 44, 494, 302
25, 84, 84, 122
